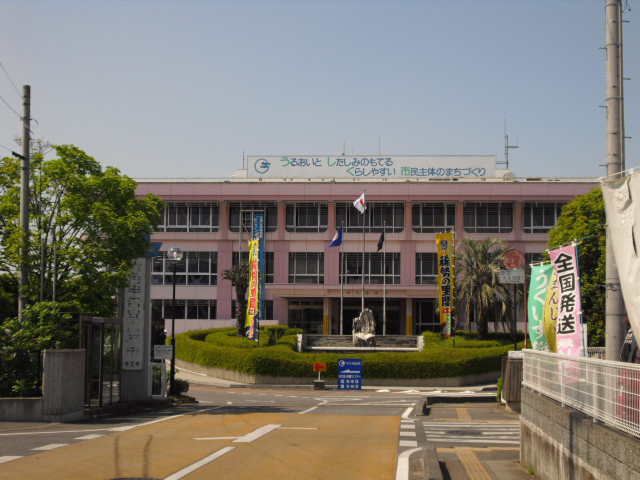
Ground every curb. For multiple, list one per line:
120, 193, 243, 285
422, 393, 497, 415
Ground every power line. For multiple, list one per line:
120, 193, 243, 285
0, 61, 22, 99
0, 92, 22, 119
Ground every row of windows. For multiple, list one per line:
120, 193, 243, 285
151, 299, 275, 321
156, 250, 543, 285
153, 251, 545, 286
155, 201, 567, 234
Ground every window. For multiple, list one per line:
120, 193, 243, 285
289, 252, 324, 283
412, 203, 456, 233
341, 252, 400, 284
525, 252, 544, 268
157, 202, 219, 232
463, 202, 513, 233
152, 251, 217, 286
285, 202, 328, 232
523, 202, 566, 233
228, 202, 277, 232
336, 202, 404, 233
151, 299, 216, 320
416, 253, 438, 284
232, 251, 274, 283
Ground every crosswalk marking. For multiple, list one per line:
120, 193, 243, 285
423, 421, 520, 446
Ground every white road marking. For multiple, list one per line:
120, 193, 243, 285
193, 436, 239, 441
74, 434, 104, 440
401, 406, 414, 419
400, 431, 417, 437
299, 398, 327, 414
399, 440, 418, 447
32, 443, 68, 451
233, 424, 281, 443
0, 456, 23, 464
164, 446, 235, 480
395, 447, 422, 480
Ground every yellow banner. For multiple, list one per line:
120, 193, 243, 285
436, 233, 454, 337
245, 239, 260, 337
543, 270, 558, 352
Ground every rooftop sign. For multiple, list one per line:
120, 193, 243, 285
247, 155, 496, 179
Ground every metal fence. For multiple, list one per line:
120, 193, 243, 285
522, 349, 640, 439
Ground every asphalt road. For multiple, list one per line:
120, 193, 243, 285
0, 385, 533, 480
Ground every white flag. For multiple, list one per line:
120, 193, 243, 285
353, 193, 366, 214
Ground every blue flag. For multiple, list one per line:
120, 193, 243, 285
329, 227, 343, 247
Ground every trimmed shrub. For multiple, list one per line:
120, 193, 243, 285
176, 328, 512, 379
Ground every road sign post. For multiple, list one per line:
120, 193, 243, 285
338, 359, 362, 390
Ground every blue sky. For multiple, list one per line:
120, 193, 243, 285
0, 0, 637, 179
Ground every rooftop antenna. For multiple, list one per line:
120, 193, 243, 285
499, 120, 519, 170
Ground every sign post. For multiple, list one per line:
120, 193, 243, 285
313, 362, 327, 390
338, 359, 362, 390
499, 249, 525, 351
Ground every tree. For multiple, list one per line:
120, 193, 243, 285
456, 237, 512, 338
222, 263, 250, 336
548, 187, 605, 346
0, 145, 164, 317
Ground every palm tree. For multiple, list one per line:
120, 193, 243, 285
456, 237, 512, 338
222, 263, 250, 336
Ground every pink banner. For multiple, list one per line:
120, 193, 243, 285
548, 244, 585, 356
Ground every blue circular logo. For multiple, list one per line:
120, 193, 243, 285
254, 158, 271, 175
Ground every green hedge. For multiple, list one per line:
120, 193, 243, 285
175, 327, 516, 379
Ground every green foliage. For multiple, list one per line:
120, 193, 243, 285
548, 188, 606, 346
0, 301, 78, 396
0, 145, 164, 316
171, 378, 190, 395
497, 377, 503, 402
176, 328, 513, 379
221, 263, 250, 336
456, 237, 513, 338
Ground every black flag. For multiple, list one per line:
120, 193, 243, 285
376, 231, 385, 252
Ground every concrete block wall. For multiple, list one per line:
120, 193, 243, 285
0, 349, 85, 422
521, 386, 640, 480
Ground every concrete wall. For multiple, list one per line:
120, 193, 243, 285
0, 349, 85, 422
521, 387, 640, 480
42, 349, 85, 422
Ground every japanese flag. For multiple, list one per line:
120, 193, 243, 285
353, 193, 366, 214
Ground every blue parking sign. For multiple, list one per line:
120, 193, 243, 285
338, 358, 362, 390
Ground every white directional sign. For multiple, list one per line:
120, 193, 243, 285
498, 269, 525, 284
153, 345, 173, 360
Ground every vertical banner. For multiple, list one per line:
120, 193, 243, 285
436, 233, 454, 337
245, 239, 260, 340
527, 264, 552, 351
251, 213, 265, 341
543, 271, 559, 352
549, 244, 585, 356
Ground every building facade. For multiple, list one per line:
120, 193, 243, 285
137, 166, 595, 337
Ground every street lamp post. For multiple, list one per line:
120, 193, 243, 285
167, 247, 183, 396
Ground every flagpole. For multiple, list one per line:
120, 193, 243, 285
361, 191, 366, 312
383, 220, 386, 336
340, 221, 344, 335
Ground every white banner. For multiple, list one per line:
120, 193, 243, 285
247, 155, 496, 179
602, 174, 640, 341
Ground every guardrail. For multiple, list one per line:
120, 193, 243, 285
522, 349, 640, 439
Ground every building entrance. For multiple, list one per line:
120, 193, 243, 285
339, 299, 402, 335
288, 300, 323, 334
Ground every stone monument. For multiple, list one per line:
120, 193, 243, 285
352, 308, 376, 347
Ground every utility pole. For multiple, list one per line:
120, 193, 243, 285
18, 85, 31, 321
604, 0, 626, 360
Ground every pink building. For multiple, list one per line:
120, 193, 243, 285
136, 159, 594, 337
